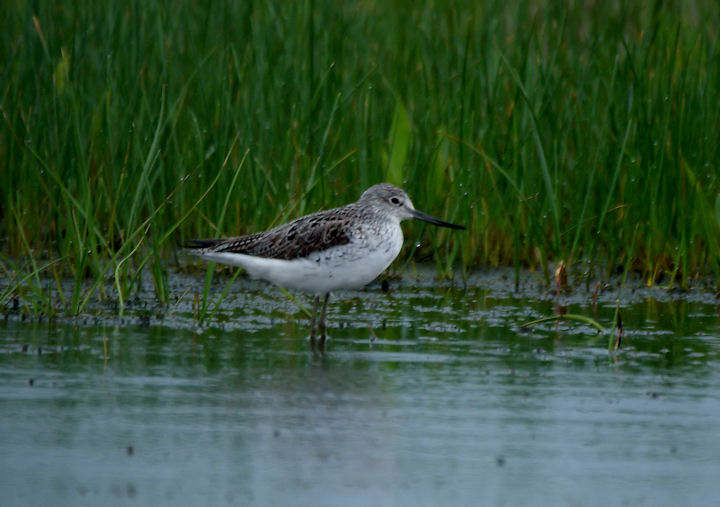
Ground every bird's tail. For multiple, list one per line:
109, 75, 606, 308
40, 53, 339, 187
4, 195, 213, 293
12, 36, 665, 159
183, 238, 223, 251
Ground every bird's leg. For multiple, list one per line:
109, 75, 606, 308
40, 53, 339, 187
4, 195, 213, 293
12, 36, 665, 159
309, 295, 320, 351
317, 293, 330, 353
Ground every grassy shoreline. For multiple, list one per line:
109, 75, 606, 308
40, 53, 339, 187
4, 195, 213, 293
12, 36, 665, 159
2, 1, 719, 313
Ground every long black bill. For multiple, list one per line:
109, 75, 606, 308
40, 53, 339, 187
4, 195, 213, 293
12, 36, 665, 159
411, 209, 466, 230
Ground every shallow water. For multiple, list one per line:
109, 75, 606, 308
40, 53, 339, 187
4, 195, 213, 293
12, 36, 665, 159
1, 268, 720, 506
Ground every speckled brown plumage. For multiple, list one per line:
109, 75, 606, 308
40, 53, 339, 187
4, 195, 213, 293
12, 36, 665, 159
185, 208, 354, 260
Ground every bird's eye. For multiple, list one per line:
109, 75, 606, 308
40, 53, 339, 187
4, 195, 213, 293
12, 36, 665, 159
390, 197, 401, 206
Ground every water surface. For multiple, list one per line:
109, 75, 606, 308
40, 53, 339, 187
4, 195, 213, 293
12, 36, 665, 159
1, 269, 719, 506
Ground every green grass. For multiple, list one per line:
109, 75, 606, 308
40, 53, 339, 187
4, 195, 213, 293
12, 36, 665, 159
1, 0, 719, 315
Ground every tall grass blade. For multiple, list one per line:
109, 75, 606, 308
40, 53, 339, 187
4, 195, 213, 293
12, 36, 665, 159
386, 100, 410, 186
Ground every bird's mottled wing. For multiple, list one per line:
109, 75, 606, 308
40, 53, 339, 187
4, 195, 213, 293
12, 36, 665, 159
256, 213, 351, 259
186, 209, 353, 260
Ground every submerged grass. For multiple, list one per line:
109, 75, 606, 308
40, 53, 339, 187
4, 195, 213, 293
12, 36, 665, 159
1, 1, 719, 315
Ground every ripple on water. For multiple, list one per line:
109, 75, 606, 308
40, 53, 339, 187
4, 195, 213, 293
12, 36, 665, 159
1, 267, 720, 505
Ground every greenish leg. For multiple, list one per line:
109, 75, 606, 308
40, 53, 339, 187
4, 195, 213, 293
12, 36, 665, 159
309, 295, 319, 351
317, 293, 330, 353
